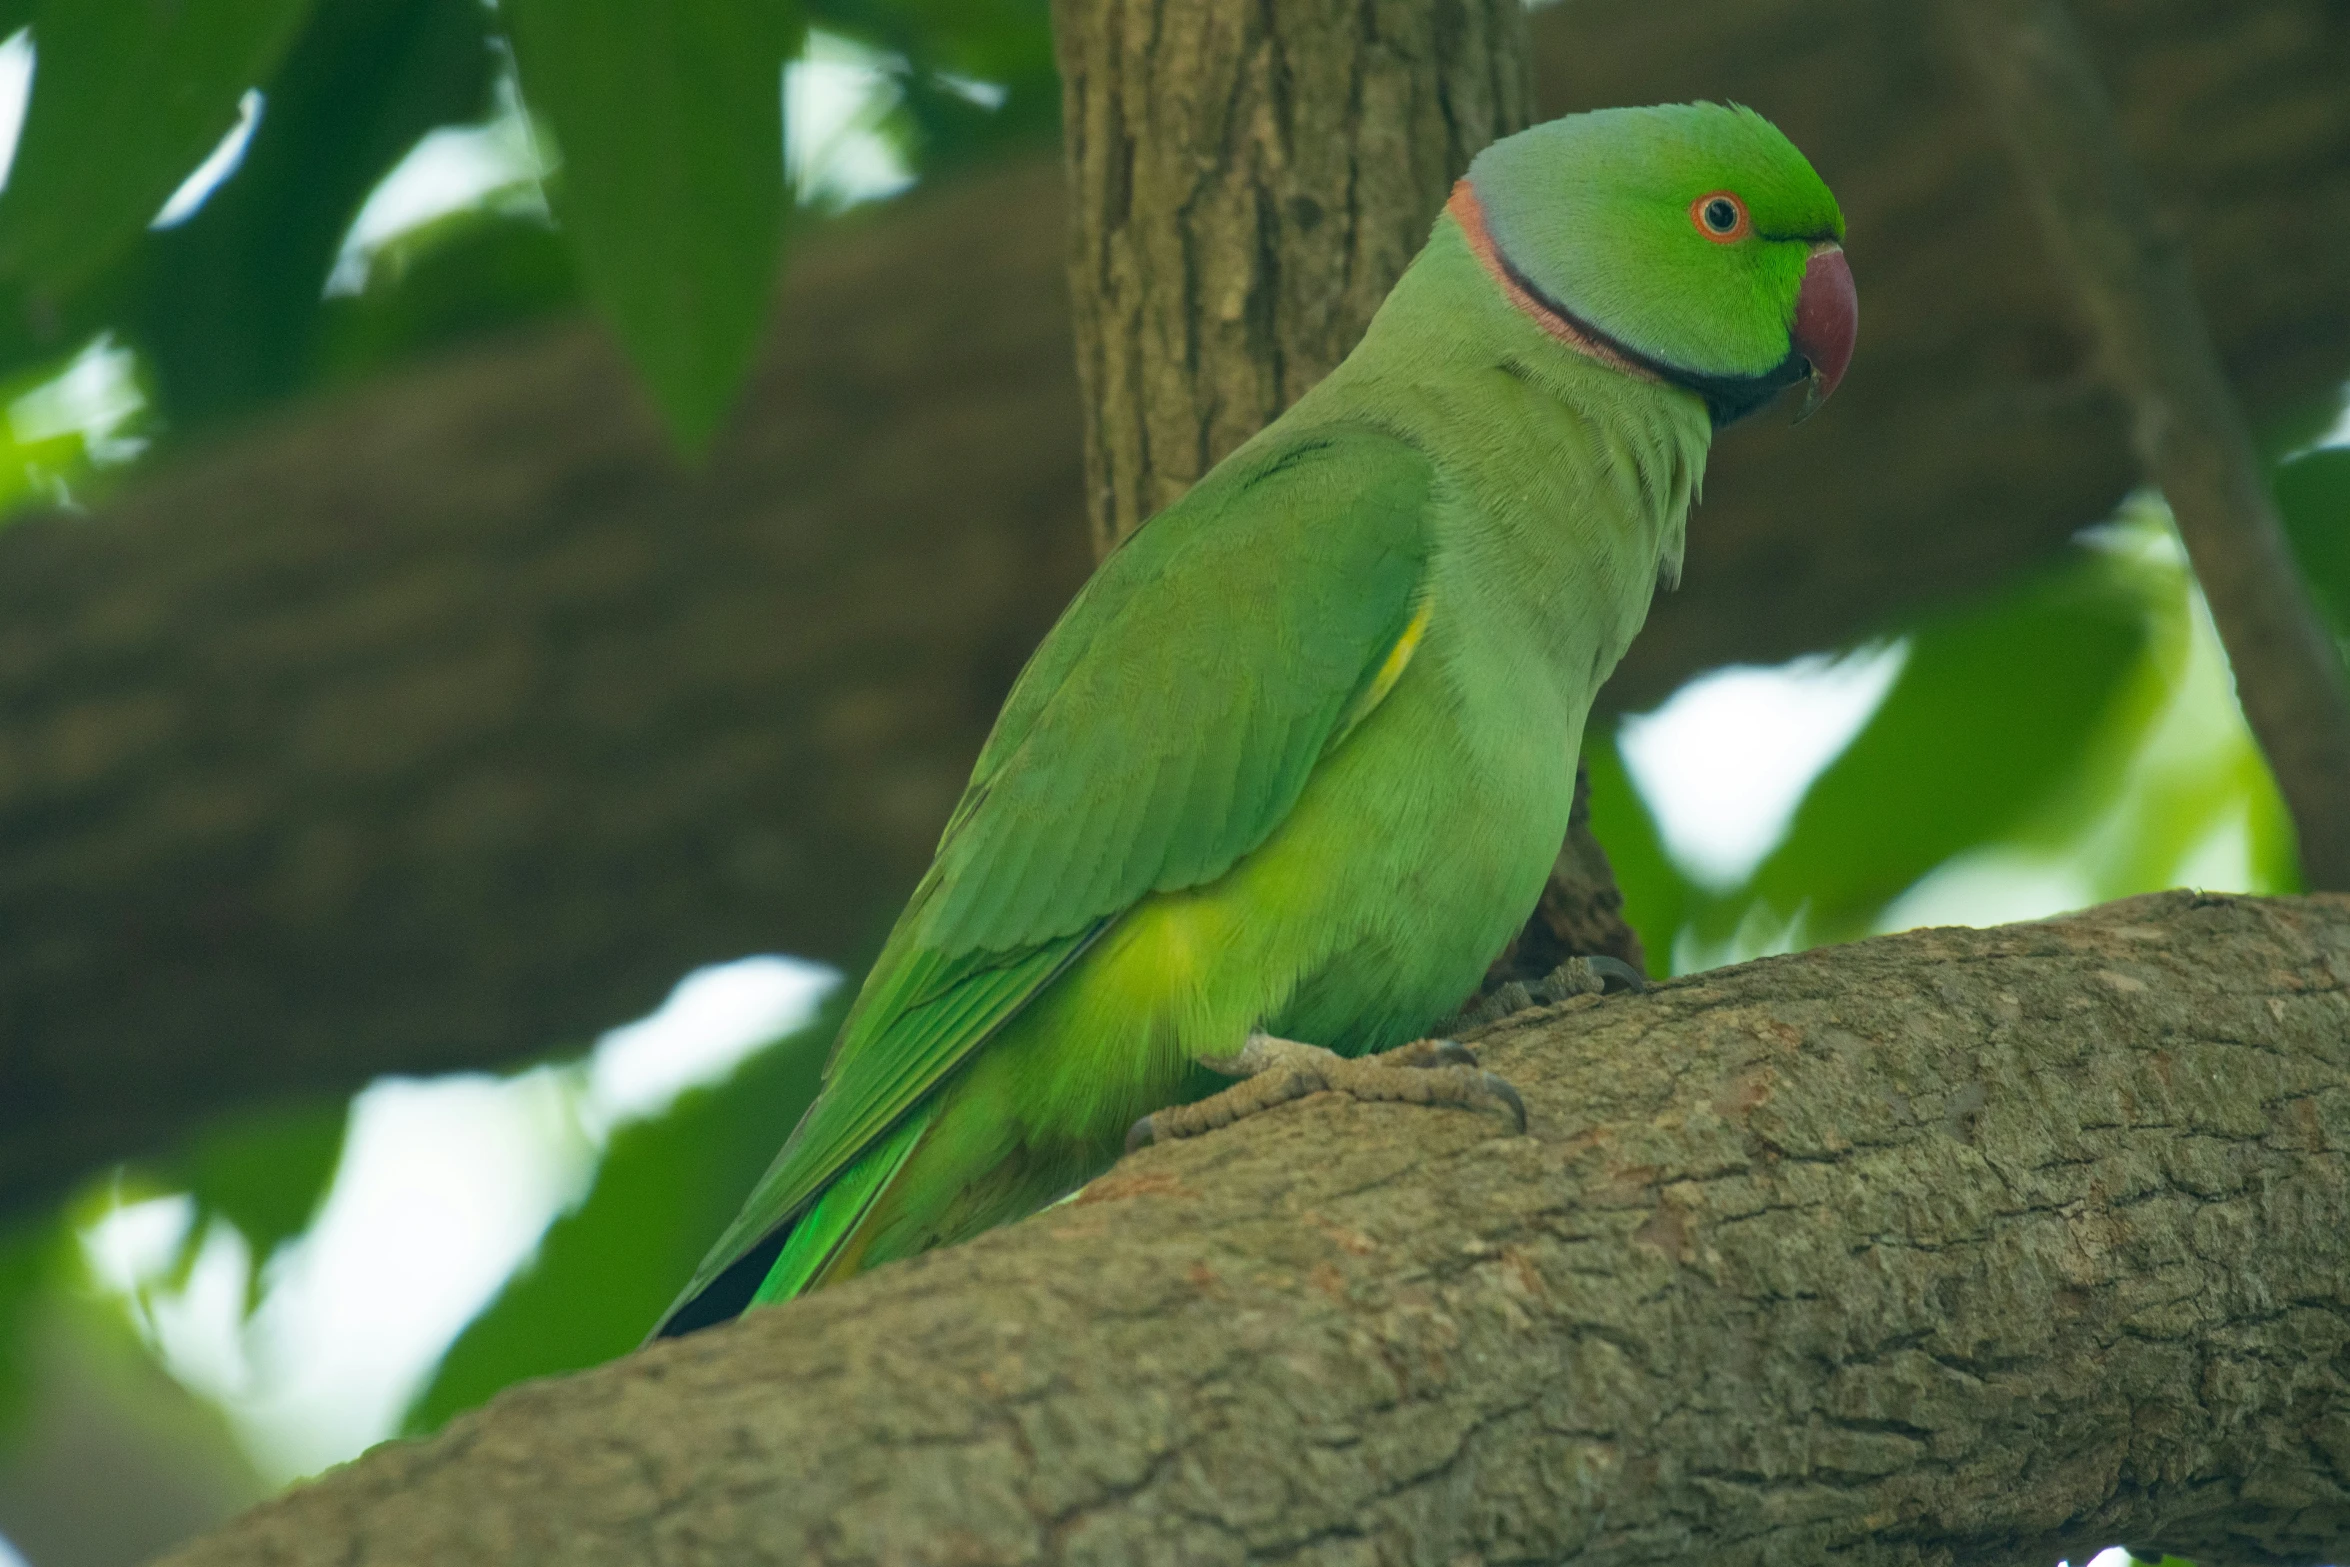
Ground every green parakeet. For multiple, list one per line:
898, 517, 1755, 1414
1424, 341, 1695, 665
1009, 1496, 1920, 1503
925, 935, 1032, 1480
652, 102, 1854, 1337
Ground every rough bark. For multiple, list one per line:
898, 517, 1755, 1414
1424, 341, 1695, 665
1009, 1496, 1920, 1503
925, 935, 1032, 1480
1943, 0, 2350, 893
152, 891, 2350, 1567
6, 0, 2350, 1211
1052, 0, 1532, 555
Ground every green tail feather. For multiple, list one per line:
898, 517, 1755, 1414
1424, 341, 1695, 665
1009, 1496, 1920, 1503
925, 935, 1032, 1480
749, 1106, 931, 1307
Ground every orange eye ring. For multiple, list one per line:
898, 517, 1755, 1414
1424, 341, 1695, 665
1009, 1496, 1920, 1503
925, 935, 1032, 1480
1691, 191, 1751, 243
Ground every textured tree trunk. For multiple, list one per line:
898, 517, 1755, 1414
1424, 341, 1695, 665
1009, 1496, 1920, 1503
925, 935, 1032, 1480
4, 0, 2348, 1214
149, 892, 2350, 1567
1052, 0, 1532, 556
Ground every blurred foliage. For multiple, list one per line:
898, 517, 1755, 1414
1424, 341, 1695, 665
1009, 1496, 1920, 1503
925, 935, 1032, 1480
0, 0, 1058, 484
404, 1007, 837, 1435
0, 333, 152, 514
0, 1219, 52, 1435
1729, 541, 2156, 942
126, 0, 497, 425
2274, 445, 2350, 641
161, 1103, 349, 1312
819, 0, 1063, 171
0, 1205, 269, 1567
501, 0, 800, 450
1582, 724, 1686, 973
0, 0, 313, 294
313, 208, 577, 388
1591, 420, 2341, 972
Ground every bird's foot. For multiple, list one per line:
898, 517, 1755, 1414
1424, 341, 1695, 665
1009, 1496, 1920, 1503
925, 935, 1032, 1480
1124, 1032, 1527, 1151
1447, 953, 1648, 1032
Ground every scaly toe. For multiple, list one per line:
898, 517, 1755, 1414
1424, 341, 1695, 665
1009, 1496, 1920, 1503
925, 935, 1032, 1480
1369, 1036, 1480, 1071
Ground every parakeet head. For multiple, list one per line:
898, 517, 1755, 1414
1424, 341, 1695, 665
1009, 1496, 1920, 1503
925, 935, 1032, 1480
1455, 102, 1855, 426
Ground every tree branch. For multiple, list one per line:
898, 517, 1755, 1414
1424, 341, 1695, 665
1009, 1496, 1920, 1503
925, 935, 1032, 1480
1943, 0, 2350, 892
153, 892, 2350, 1567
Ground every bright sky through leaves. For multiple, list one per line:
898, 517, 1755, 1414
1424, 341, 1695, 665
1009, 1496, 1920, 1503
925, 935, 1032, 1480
324, 72, 551, 296
0, 30, 28, 193
80, 955, 837, 1483
326, 31, 915, 300
786, 30, 915, 209
7, 333, 148, 464
1619, 642, 1911, 889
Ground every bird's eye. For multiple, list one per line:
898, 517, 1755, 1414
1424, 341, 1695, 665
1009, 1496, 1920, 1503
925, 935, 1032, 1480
1690, 191, 1750, 243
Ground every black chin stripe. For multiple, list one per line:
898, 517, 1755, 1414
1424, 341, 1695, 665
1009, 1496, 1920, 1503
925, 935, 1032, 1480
1488, 241, 1808, 429
1679, 352, 1811, 428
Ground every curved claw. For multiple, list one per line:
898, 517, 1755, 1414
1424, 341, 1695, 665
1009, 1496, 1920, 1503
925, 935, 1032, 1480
1124, 1114, 1159, 1153
1418, 1038, 1479, 1069
1587, 955, 1649, 994
1481, 1071, 1528, 1134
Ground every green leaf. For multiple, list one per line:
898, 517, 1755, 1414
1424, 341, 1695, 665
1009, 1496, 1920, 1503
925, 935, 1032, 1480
1582, 724, 1692, 972
125, 0, 496, 425
812, 0, 1059, 169
0, 1215, 61, 1435
502, 0, 802, 451
2273, 446, 2350, 640
167, 1100, 349, 1281
402, 1007, 835, 1435
316, 207, 577, 388
1735, 544, 2156, 942
0, 0, 318, 293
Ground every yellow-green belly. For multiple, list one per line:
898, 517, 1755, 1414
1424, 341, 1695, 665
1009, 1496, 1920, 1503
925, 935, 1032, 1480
803, 646, 1578, 1284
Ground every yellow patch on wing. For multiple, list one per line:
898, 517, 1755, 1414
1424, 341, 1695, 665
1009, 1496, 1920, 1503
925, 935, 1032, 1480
1336, 597, 1433, 742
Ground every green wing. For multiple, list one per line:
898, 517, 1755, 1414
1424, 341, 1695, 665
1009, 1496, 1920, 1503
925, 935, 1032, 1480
653, 426, 1438, 1332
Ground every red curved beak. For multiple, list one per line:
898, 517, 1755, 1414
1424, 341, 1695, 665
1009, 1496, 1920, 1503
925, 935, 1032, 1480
1790, 243, 1856, 421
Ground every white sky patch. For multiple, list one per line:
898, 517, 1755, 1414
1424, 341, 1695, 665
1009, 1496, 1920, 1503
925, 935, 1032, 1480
81, 1191, 197, 1297
1874, 844, 2100, 934
2292, 380, 2350, 457
0, 29, 31, 194
230, 1067, 600, 1480
1619, 641, 1910, 890
9, 332, 150, 467
935, 72, 1009, 111
153, 89, 264, 228
76, 954, 837, 1485
2172, 804, 2255, 892
326, 73, 551, 296
141, 1218, 259, 1407
787, 29, 915, 209
1670, 897, 1814, 978
0, 1530, 27, 1567
587, 955, 837, 1130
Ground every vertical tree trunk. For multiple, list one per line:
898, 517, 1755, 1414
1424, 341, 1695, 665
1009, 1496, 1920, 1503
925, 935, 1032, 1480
1052, 0, 1533, 557
1050, 0, 1647, 980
